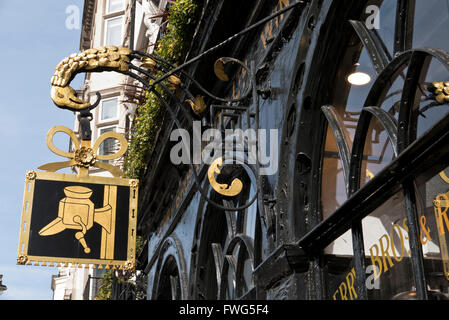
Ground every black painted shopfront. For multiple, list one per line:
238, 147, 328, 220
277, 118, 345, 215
133, 0, 449, 300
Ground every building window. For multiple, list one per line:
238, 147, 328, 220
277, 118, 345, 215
106, 0, 124, 14
100, 97, 119, 122
98, 126, 117, 163
105, 16, 123, 46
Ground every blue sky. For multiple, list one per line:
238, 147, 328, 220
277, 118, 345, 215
0, 0, 85, 300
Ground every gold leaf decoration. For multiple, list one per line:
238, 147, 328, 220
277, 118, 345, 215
186, 95, 207, 115
214, 58, 229, 82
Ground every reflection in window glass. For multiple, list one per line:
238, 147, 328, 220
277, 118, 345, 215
99, 126, 116, 163
105, 16, 123, 46
325, 248, 356, 300
322, 1, 402, 220
243, 185, 257, 240
378, 68, 407, 120
242, 257, 253, 292
322, 125, 347, 219
413, 0, 449, 51
320, 49, 376, 221
376, 1, 397, 56
360, 117, 395, 188
415, 166, 449, 299
362, 192, 415, 299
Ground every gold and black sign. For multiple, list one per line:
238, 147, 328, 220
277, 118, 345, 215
17, 171, 138, 270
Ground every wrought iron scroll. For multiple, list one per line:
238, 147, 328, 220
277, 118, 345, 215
349, 20, 392, 74
124, 55, 260, 211
47, 1, 308, 211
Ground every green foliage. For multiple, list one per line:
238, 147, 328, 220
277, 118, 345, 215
124, 0, 201, 179
94, 270, 114, 300
94, 236, 145, 300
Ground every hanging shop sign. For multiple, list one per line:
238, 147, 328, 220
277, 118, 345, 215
17, 125, 138, 271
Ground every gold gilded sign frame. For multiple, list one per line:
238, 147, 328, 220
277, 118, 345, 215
17, 170, 138, 270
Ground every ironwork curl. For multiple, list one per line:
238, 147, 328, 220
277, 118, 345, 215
123, 54, 259, 211
49, 43, 260, 211
47, 1, 310, 211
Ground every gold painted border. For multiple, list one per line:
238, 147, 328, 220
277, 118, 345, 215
17, 170, 138, 270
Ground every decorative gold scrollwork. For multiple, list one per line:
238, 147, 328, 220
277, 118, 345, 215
440, 170, 449, 184
51, 46, 132, 111
207, 157, 243, 197
38, 126, 128, 177
214, 58, 230, 82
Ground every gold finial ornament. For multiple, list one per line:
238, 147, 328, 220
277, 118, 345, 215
207, 157, 243, 197
186, 95, 207, 115
51, 46, 132, 111
141, 57, 157, 70
428, 82, 449, 104
166, 75, 182, 91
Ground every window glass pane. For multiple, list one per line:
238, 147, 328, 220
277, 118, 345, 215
415, 165, 449, 300
322, 125, 348, 218
360, 117, 395, 188
105, 16, 123, 46
362, 191, 415, 299
321, 0, 402, 216
243, 185, 257, 240
375, 1, 397, 56
414, 59, 449, 140
107, 0, 124, 13
413, 0, 449, 52
325, 241, 356, 300
99, 127, 116, 163
101, 98, 118, 120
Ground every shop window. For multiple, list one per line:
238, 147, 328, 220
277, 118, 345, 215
415, 166, 449, 299
313, 0, 449, 300
325, 237, 356, 300
362, 191, 414, 299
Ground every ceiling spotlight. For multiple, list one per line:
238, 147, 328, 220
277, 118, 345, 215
347, 72, 371, 86
347, 63, 371, 86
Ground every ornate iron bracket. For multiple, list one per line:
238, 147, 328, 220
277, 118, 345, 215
47, 1, 307, 211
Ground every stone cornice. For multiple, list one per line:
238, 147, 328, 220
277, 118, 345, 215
80, 0, 96, 51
